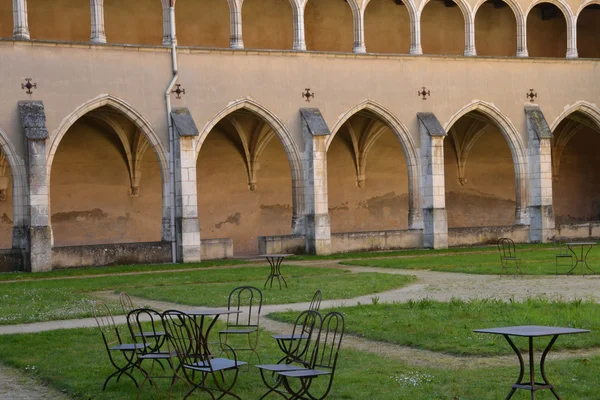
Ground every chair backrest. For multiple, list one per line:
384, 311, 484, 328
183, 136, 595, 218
119, 292, 135, 314
497, 238, 516, 259
309, 289, 322, 312
284, 310, 322, 367
309, 311, 345, 373
126, 308, 163, 352
93, 300, 122, 349
226, 286, 263, 328
554, 236, 569, 255
161, 310, 206, 365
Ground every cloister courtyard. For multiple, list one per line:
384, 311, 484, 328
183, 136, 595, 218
0, 244, 599, 399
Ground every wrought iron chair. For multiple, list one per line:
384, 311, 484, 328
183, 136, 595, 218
554, 236, 574, 275
309, 289, 323, 312
93, 300, 150, 390
278, 311, 345, 400
256, 310, 322, 399
162, 310, 246, 400
497, 238, 523, 275
126, 308, 176, 397
120, 292, 135, 314
219, 286, 263, 365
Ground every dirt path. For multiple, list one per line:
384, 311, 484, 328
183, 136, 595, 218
0, 364, 70, 400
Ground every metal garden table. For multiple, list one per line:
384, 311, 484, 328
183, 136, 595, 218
185, 309, 242, 357
473, 325, 590, 399
565, 242, 596, 276
259, 254, 292, 289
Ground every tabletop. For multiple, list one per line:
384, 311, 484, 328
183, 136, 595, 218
259, 254, 293, 258
185, 309, 242, 316
566, 242, 597, 246
474, 325, 590, 337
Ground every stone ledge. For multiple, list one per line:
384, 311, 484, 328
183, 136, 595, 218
448, 225, 530, 247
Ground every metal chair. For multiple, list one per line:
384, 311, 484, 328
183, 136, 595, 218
256, 310, 322, 399
497, 238, 523, 275
554, 236, 574, 275
162, 310, 246, 400
120, 292, 135, 314
309, 289, 323, 312
93, 300, 150, 390
219, 286, 263, 366
278, 311, 345, 400
126, 308, 176, 398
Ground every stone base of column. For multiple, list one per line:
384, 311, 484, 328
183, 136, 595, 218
423, 208, 448, 249
305, 213, 331, 255
529, 205, 555, 243
29, 226, 52, 272
176, 217, 201, 263
353, 45, 366, 54
408, 209, 424, 230
12, 226, 28, 251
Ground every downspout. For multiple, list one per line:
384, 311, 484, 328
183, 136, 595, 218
165, 1, 178, 263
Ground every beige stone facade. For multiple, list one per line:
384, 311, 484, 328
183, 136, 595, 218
0, 0, 599, 270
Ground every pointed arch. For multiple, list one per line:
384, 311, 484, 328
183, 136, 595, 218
328, 100, 422, 228
444, 100, 529, 224
0, 126, 27, 249
196, 97, 305, 230
550, 101, 600, 132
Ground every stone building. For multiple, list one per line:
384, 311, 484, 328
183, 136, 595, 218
0, 0, 599, 271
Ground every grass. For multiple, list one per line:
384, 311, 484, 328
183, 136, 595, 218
340, 246, 592, 275
270, 298, 600, 356
0, 324, 598, 399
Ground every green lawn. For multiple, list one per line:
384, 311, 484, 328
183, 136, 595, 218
0, 324, 597, 399
340, 246, 590, 275
270, 298, 600, 356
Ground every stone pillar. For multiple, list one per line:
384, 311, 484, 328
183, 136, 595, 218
516, 17, 528, 57
464, 14, 476, 56
228, 0, 244, 49
409, 12, 422, 55
171, 108, 201, 262
300, 109, 331, 255
418, 113, 448, 249
351, 8, 366, 54
292, 0, 307, 51
12, 0, 30, 40
161, 0, 177, 46
525, 105, 555, 243
90, 0, 106, 43
566, 19, 577, 59
19, 101, 52, 272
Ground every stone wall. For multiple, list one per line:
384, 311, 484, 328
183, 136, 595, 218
448, 225, 530, 247
331, 229, 422, 253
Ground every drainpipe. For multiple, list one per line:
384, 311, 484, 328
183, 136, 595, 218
165, 1, 178, 263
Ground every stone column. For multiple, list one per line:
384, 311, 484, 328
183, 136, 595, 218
566, 19, 577, 59
19, 101, 52, 272
464, 13, 476, 56
516, 16, 528, 57
300, 109, 331, 255
12, 0, 30, 40
292, 0, 307, 51
171, 108, 201, 262
409, 12, 423, 55
228, 0, 244, 49
418, 113, 448, 249
525, 105, 555, 243
352, 7, 366, 53
90, 0, 106, 43
161, 0, 177, 46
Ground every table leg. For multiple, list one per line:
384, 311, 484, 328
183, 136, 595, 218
583, 245, 596, 276
528, 337, 536, 400
274, 257, 288, 289
540, 335, 561, 400
264, 257, 276, 289
503, 334, 524, 400
566, 246, 580, 275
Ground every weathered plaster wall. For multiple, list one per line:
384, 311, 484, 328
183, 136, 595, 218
196, 124, 292, 254
0, 162, 13, 249
27, 0, 90, 42
327, 119, 410, 233
577, 7, 600, 58
104, 0, 162, 45
527, 4, 567, 58
305, 0, 354, 52
50, 119, 162, 245
0, 0, 11, 39
176, 0, 230, 48
553, 126, 600, 223
445, 122, 516, 228
243, 0, 293, 50
421, 1, 464, 55
475, 3, 517, 57
364, 0, 411, 54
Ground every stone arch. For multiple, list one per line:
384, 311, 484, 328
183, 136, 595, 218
0, 126, 27, 249
418, 0, 475, 55
362, 0, 419, 54
473, 0, 526, 56
525, 0, 576, 57
418, 0, 473, 22
327, 100, 422, 228
48, 94, 171, 241
444, 100, 529, 224
196, 97, 305, 231
550, 101, 600, 132
576, 0, 600, 20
